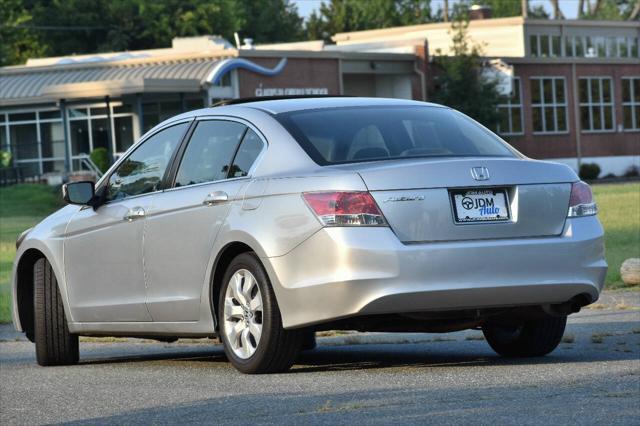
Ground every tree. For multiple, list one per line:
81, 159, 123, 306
580, 0, 639, 20
236, 0, 304, 43
1, 0, 305, 66
0, 0, 47, 66
396, 0, 438, 25
28, 0, 244, 55
529, 4, 550, 18
578, 0, 586, 17
306, 0, 435, 40
480, 0, 522, 18
550, 0, 565, 19
430, 13, 504, 129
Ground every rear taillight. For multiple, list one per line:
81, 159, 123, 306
302, 191, 387, 226
568, 181, 597, 217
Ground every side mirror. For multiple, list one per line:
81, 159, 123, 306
63, 181, 95, 205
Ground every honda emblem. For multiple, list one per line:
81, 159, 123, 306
471, 167, 490, 181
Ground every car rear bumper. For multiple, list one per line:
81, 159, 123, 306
264, 216, 607, 329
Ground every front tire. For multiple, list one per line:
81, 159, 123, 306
34, 258, 79, 366
482, 315, 567, 358
218, 253, 303, 374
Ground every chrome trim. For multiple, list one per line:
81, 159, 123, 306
160, 114, 269, 194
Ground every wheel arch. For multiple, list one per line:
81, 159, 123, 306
14, 248, 46, 341
209, 241, 257, 332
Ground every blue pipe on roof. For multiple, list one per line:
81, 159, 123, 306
205, 57, 288, 85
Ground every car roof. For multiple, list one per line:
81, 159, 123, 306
163, 97, 448, 128
191, 97, 445, 117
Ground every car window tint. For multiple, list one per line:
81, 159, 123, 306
229, 129, 264, 178
276, 106, 516, 165
106, 122, 187, 201
174, 120, 246, 187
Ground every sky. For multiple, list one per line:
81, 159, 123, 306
292, 0, 583, 20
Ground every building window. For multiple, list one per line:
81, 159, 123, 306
68, 101, 136, 159
622, 77, 640, 131
531, 77, 568, 134
0, 109, 65, 175
561, 36, 639, 58
497, 77, 523, 135
529, 34, 561, 57
141, 96, 203, 133
579, 77, 615, 132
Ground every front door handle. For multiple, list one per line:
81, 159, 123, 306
203, 191, 228, 206
123, 206, 146, 221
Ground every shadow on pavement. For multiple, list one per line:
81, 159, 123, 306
73, 327, 639, 374
61, 375, 640, 425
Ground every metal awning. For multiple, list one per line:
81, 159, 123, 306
0, 57, 226, 107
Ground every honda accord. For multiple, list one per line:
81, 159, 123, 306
12, 97, 606, 373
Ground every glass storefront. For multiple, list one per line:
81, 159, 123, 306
68, 103, 137, 159
0, 93, 205, 176
141, 97, 203, 133
70, 120, 90, 156
10, 124, 38, 160
114, 116, 134, 152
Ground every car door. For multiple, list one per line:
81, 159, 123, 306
64, 121, 190, 322
143, 119, 266, 322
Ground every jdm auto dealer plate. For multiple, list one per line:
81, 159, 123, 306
451, 189, 510, 223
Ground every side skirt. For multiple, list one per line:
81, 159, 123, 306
68, 318, 216, 338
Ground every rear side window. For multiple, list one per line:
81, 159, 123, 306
276, 106, 516, 165
229, 129, 264, 178
174, 120, 246, 187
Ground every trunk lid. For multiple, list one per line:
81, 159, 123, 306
332, 158, 576, 243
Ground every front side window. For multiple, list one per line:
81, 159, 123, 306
531, 77, 568, 134
622, 77, 640, 131
174, 120, 247, 187
497, 77, 523, 135
106, 122, 188, 200
276, 106, 516, 166
579, 77, 614, 132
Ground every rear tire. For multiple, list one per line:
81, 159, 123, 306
301, 330, 317, 351
482, 315, 566, 357
218, 253, 303, 374
34, 258, 79, 366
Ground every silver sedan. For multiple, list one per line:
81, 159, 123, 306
12, 97, 606, 373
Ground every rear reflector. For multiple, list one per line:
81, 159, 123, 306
303, 192, 387, 226
568, 181, 597, 217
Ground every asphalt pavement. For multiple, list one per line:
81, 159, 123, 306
1, 297, 639, 425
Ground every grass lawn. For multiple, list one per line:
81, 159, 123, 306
0, 182, 638, 324
0, 184, 64, 323
592, 182, 640, 289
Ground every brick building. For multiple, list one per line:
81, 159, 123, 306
0, 16, 638, 177
0, 36, 419, 176
331, 16, 640, 175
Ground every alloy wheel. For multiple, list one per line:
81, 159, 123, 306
223, 269, 263, 359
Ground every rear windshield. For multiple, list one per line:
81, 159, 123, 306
276, 106, 517, 165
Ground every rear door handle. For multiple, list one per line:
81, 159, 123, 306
203, 191, 228, 206
123, 206, 146, 221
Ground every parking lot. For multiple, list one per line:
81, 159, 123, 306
1, 293, 639, 425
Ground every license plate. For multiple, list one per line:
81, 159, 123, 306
451, 189, 510, 223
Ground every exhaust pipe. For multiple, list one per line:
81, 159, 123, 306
544, 294, 592, 317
